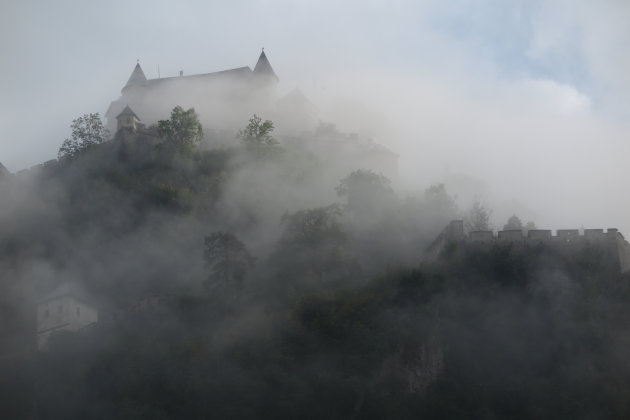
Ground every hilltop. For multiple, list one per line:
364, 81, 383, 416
1, 108, 630, 419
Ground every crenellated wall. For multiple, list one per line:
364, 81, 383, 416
466, 227, 624, 245
430, 220, 630, 274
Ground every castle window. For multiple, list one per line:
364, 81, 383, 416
77, 306, 81, 317
58, 305, 62, 313
45, 308, 49, 318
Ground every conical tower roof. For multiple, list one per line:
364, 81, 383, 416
123, 62, 147, 91
253, 49, 278, 81
116, 105, 140, 120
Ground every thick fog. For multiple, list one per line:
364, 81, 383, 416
2, 0, 629, 233
307, 69, 630, 234
2, 1, 630, 418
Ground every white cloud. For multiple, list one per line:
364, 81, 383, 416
309, 65, 629, 232
526, 0, 630, 115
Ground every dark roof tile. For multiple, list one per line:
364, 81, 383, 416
116, 105, 140, 120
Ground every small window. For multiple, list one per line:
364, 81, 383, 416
76, 307, 81, 317
58, 305, 62, 314
45, 308, 49, 318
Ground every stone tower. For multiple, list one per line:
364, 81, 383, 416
116, 105, 140, 132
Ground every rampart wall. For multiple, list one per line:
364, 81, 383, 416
430, 220, 630, 274
468, 227, 622, 244
12, 159, 61, 180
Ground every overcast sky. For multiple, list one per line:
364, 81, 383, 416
1, 0, 629, 231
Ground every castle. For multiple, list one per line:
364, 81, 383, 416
104, 50, 398, 177
105, 50, 282, 135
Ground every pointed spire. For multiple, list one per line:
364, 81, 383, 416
123, 62, 147, 92
253, 49, 278, 82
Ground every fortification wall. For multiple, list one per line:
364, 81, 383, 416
432, 220, 630, 274
466, 227, 623, 245
13, 159, 61, 181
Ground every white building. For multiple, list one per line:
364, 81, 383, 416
36, 284, 98, 350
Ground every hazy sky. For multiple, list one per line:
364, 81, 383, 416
1, 0, 629, 231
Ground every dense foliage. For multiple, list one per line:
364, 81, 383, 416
1, 110, 629, 419
204, 231, 255, 292
58, 113, 109, 160
237, 114, 278, 159
158, 106, 204, 153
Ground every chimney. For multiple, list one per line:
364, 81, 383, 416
179, 70, 183, 77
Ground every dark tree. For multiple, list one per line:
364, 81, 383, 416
158, 106, 203, 152
204, 231, 255, 291
465, 199, 492, 231
279, 205, 347, 248
274, 205, 358, 283
335, 170, 395, 214
503, 214, 523, 230
58, 113, 109, 160
424, 183, 458, 220
237, 114, 278, 158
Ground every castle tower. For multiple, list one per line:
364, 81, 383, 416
253, 49, 279, 83
122, 61, 147, 93
116, 105, 140, 132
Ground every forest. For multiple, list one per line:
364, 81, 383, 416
1, 108, 630, 419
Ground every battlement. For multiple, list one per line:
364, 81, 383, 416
429, 220, 630, 274
467, 227, 623, 243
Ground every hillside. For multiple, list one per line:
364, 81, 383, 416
1, 111, 630, 419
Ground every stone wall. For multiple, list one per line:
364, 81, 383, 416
430, 220, 630, 274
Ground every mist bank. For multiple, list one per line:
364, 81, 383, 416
6, 62, 629, 239
297, 69, 630, 236
0, 109, 457, 340
1, 104, 629, 418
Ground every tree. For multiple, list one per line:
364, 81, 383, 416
273, 205, 357, 283
58, 113, 109, 160
204, 231, 255, 291
237, 114, 278, 158
279, 205, 346, 248
424, 184, 458, 220
158, 106, 203, 152
503, 214, 523, 231
465, 199, 492, 231
336, 170, 395, 214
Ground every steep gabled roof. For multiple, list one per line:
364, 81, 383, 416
277, 88, 317, 109
253, 49, 278, 81
123, 62, 147, 91
116, 105, 140, 120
